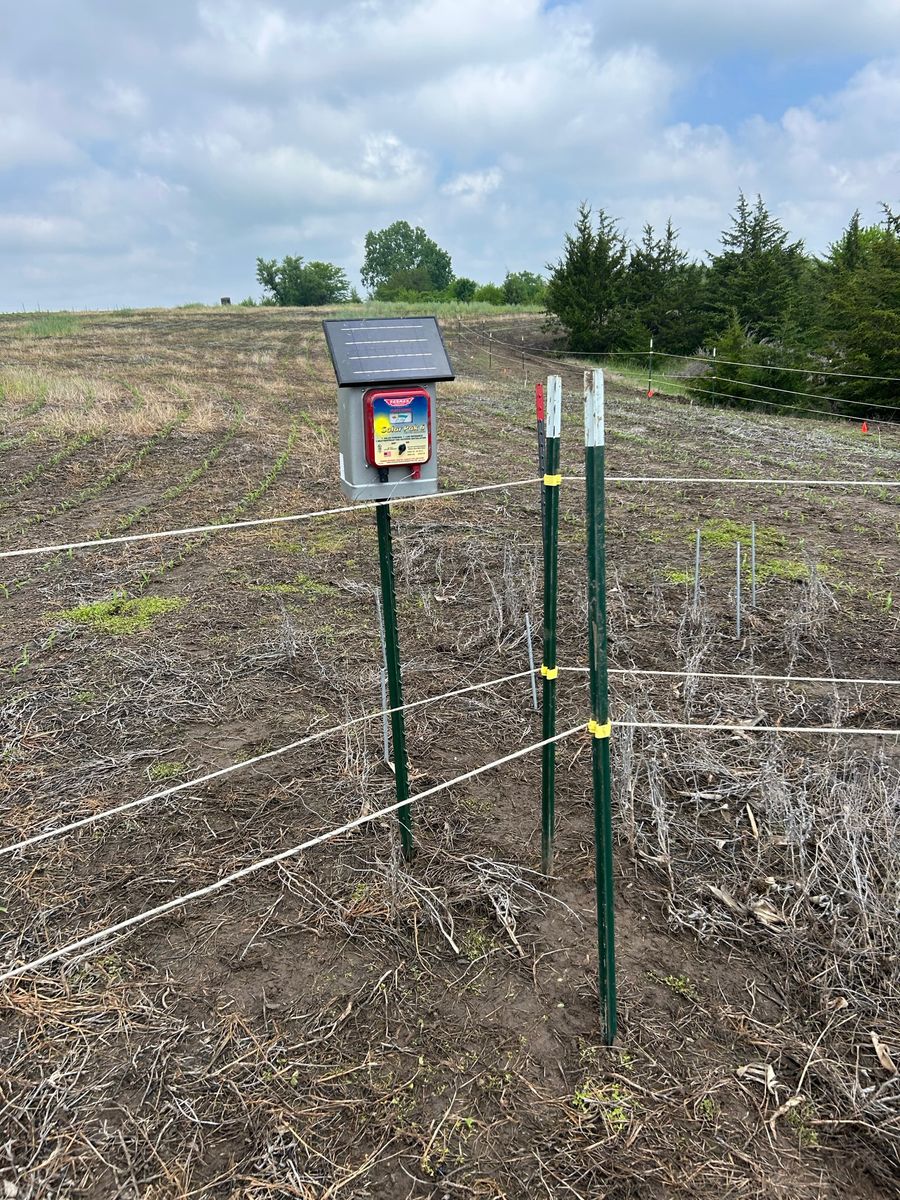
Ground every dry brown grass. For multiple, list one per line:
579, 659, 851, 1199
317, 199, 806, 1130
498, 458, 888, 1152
0, 307, 898, 1199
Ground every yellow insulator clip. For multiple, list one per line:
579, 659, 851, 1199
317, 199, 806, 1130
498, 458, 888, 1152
543, 473, 562, 487
587, 718, 612, 739
540, 664, 559, 680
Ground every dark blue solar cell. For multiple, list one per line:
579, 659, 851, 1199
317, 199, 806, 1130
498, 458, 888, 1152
323, 316, 455, 387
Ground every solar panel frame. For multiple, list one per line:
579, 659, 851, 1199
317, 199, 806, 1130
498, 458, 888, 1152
322, 316, 455, 387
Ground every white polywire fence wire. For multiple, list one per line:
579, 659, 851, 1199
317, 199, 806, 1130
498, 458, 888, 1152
460, 323, 897, 427
2, 474, 898, 563
675, 379, 871, 426
560, 666, 900, 687
0, 667, 540, 859
0, 724, 584, 984
462, 325, 900, 426
637, 349, 900, 390
464, 327, 900, 388
0, 477, 546, 562
617, 719, 900, 736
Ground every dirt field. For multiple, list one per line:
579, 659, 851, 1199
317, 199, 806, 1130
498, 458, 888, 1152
0, 306, 898, 1199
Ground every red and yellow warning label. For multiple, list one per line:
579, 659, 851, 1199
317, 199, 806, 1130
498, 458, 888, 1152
365, 390, 431, 468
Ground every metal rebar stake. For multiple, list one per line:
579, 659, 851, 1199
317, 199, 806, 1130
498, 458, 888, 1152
693, 529, 701, 613
525, 612, 538, 712
736, 540, 742, 639
751, 521, 757, 607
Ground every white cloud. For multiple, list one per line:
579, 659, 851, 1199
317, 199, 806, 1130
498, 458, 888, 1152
442, 168, 502, 205
0, 2, 899, 309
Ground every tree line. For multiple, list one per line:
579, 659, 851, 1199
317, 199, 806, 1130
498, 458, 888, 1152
253, 220, 546, 309
253, 196, 898, 418
546, 195, 899, 419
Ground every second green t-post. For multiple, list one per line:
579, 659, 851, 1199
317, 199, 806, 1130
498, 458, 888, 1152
540, 376, 562, 875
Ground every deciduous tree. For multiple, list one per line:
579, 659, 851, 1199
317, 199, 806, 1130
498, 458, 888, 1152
361, 221, 453, 296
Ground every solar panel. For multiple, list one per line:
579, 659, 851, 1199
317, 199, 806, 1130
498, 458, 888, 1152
322, 316, 455, 387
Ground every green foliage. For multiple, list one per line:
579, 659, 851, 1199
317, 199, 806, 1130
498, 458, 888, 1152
545, 204, 633, 351
697, 518, 783, 553
23, 314, 82, 338
821, 205, 900, 417
472, 282, 506, 305
57, 594, 185, 635
662, 974, 698, 1001
374, 264, 435, 299
626, 221, 706, 353
706, 193, 808, 343
361, 220, 453, 296
148, 760, 186, 782
502, 270, 546, 306
542, 189, 900, 418
663, 567, 693, 585
256, 255, 351, 306
450, 276, 478, 301
460, 926, 496, 960
319, 298, 536, 319
572, 1079, 634, 1131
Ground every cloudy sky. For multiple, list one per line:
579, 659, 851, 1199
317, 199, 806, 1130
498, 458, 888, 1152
2, 0, 900, 311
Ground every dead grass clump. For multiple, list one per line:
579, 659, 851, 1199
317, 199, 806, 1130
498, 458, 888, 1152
613, 698, 900, 1169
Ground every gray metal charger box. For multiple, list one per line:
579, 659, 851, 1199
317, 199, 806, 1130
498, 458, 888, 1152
337, 382, 439, 501
323, 316, 454, 502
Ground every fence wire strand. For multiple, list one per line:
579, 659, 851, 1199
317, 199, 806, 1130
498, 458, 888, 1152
455, 324, 900, 423
0, 668, 539, 858
461, 325, 900, 388
0, 724, 584, 984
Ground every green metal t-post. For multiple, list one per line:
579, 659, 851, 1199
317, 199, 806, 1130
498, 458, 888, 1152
540, 376, 562, 876
375, 500, 414, 861
584, 368, 617, 1043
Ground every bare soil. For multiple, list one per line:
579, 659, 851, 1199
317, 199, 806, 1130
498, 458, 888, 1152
0, 307, 898, 1199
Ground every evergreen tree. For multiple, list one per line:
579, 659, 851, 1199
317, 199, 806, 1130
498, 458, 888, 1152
822, 205, 900, 417
626, 219, 707, 353
545, 204, 632, 351
707, 194, 808, 343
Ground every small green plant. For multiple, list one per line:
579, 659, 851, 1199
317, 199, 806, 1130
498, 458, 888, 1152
572, 1080, 633, 1131
10, 645, 29, 677
697, 1095, 717, 1120
664, 567, 693, 585
786, 1100, 819, 1148
23, 313, 83, 338
460, 926, 496, 961
57, 594, 186, 635
147, 760, 186, 782
248, 573, 332, 598
698, 518, 783, 553
662, 973, 699, 1002
756, 557, 809, 583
